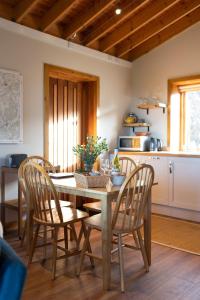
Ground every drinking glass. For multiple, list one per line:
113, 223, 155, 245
101, 158, 111, 174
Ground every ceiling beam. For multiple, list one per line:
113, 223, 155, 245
99, 0, 180, 52
117, 0, 200, 58
63, 0, 116, 39
127, 6, 200, 61
83, 0, 149, 47
0, 3, 13, 20
41, 0, 76, 32
14, 0, 41, 23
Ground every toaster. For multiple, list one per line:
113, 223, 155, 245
8, 154, 27, 168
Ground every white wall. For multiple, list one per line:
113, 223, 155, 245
0, 23, 132, 165
0, 20, 132, 206
131, 21, 200, 147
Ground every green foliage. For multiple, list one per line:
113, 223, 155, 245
73, 136, 109, 168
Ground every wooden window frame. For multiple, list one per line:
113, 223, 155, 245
168, 75, 200, 151
44, 63, 100, 160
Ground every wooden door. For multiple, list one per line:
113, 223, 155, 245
44, 65, 99, 165
49, 78, 83, 172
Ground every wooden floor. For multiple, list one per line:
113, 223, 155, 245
5, 227, 200, 300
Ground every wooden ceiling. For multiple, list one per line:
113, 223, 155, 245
0, 0, 200, 61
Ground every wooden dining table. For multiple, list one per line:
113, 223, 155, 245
52, 177, 153, 291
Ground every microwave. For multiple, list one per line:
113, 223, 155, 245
118, 136, 150, 152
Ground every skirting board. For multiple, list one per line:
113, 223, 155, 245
152, 203, 200, 222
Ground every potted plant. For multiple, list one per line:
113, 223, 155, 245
73, 136, 109, 173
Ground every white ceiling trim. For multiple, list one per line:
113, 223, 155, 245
0, 17, 132, 68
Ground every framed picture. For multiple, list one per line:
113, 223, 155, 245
0, 68, 23, 143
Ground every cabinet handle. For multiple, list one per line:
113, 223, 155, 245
169, 162, 172, 174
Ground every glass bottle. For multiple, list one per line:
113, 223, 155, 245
112, 148, 120, 172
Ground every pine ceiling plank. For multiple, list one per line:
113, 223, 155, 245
0, 3, 13, 20
41, 0, 76, 32
99, 0, 180, 52
117, 0, 200, 58
63, 0, 116, 39
127, 6, 200, 61
83, 0, 149, 47
14, 0, 41, 23
21, 14, 41, 29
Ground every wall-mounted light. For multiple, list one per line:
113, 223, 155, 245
72, 32, 77, 39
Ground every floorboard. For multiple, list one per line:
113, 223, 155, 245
5, 227, 200, 300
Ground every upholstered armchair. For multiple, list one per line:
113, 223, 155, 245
0, 237, 27, 300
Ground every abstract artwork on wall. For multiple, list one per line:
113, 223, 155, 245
0, 68, 23, 143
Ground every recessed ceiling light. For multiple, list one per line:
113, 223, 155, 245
115, 8, 122, 15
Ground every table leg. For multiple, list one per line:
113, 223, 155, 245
69, 195, 77, 241
144, 191, 151, 266
69, 195, 77, 208
101, 195, 112, 290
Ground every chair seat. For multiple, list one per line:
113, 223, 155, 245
51, 199, 71, 209
19, 199, 71, 211
83, 201, 116, 213
84, 212, 142, 234
33, 207, 88, 226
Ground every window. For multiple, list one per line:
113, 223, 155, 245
168, 76, 200, 151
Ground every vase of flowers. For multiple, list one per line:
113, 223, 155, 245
73, 136, 108, 173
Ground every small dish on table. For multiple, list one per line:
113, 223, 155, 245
111, 172, 126, 186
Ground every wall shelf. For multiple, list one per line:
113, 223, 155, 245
137, 102, 167, 114
123, 122, 151, 132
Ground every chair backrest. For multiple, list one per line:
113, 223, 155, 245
18, 156, 60, 211
119, 156, 137, 176
112, 164, 154, 233
20, 155, 59, 173
22, 161, 63, 225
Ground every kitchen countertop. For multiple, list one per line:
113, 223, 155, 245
118, 151, 200, 158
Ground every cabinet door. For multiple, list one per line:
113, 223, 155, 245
119, 154, 169, 205
170, 158, 200, 211
145, 156, 169, 205
118, 154, 145, 165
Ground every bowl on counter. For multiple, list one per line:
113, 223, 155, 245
135, 132, 151, 136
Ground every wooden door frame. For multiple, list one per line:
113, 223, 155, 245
44, 63, 100, 159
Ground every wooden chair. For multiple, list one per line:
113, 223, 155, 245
18, 156, 71, 250
77, 164, 154, 292
22, 161, 90, 279
83, 157, 137, 213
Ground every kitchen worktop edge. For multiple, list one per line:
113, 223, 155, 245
118, 151, 200, 158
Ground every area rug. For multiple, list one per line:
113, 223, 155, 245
151, 214, 200, 255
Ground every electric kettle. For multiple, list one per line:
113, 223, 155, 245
157, 139, 162, 151
149, 138, 157, 151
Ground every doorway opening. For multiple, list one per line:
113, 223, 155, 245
44, 64, 99, 172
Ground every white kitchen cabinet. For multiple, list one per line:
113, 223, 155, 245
119, 153, 200, 213
169, 157, 200, 211
118, 154, 145, 165
145, 156, 169, 206
119, 154, 169, 205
